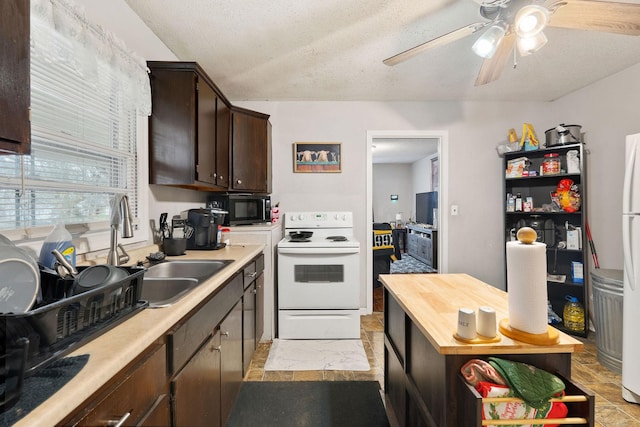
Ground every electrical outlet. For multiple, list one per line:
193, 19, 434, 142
450, 205, 459, 216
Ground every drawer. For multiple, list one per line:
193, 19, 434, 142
168, 273, 243, 374
242, 254, 265, 288
456, 373, 595, 426
72, 343, 168, 426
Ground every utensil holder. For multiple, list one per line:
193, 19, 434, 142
163, 238, 187, 256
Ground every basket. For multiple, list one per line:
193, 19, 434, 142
1, 266, 147, 377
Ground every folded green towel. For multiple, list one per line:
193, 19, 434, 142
488, 357, 565, 409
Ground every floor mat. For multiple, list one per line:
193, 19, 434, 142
227, 381, 389, 427
264, 339, 370, 371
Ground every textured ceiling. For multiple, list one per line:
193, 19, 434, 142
124, 0, 640, 102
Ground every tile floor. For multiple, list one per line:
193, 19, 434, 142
245, 313, 640, 426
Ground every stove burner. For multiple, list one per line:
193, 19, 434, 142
289, 231, 313, 240
289, 238, 311, 243
326, 236, 348, 241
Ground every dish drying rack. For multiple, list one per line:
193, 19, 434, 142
1, 266, 146, 410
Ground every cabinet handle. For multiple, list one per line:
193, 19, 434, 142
221, 331, 230, 337
212, 345, 221, 352
218, 175, 224, 182
251, 288, 257, 294
107, 412, 131, 427
214, 173, 217, 178
236, 179, 242, 185
245, 272, 257, 279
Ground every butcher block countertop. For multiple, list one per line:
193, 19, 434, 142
380, 273, 584, 355
14, 243, 264, 427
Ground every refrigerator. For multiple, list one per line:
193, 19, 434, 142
623, 133, 640, 403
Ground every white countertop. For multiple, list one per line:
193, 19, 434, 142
15, 243, 264, 427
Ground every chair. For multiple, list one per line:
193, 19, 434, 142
372, 223, 394, 287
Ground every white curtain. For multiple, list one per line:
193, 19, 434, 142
31, 0, 151, 116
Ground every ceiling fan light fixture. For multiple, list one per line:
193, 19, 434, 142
472, 22, 506, 59
517, 31, 548, 56
515, 5, 549, 38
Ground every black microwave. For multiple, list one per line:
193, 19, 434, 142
207, 194, 271, 226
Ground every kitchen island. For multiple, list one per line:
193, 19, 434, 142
12, 243, 264, 427
380, 273, 594, 426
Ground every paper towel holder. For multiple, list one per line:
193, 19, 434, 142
498, 318, 560, 345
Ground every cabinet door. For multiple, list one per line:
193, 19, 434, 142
220, 300, 243, 425
231, 111, 269, 192
138, 394, 171, 427
255, 271, 265, 344
148, 69, 197, 185
242, 282, 256, 375
0, 0, 30, 154
196, 78, 217, 184
72, 344, 168, 427
172, 333, 222, 427
216, 99, 230, 187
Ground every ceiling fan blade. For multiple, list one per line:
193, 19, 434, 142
545, 0, 640, 35
383, 22, 489, 66
475, 33, 516, 86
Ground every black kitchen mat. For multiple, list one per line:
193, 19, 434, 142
227, 381, 390, 427
0, 354, 90, 426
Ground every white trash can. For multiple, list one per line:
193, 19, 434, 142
591, 269, 623, 374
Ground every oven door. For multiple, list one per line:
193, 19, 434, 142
277, 247, 360, 309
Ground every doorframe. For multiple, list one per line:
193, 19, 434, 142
365, 130, 449, 313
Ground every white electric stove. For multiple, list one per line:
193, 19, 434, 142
277, 211, 361, 339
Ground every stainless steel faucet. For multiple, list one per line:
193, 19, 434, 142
107, 193, 133, 266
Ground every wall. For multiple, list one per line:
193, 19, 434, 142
412, 155, 435, 195
550, 63, 640, 271
372, 163, 412, 224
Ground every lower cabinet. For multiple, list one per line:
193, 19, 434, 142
62, 254, 264, 427
170, 274, 244, 427
242, 253, 265, 375
384, 288, 594, 427
242, 282, 256, 376
171, 298, 243, 427
65, 342, 169, 426
406, 226, 437, 269
220, 300, 243, 425
172, 333, 222, 427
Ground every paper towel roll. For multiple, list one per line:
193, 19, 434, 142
506, 241, 548, 334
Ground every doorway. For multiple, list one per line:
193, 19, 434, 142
365, 130, 449, 313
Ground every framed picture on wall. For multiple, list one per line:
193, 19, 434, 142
293, 142, 342, 173
431, 157, 439, 191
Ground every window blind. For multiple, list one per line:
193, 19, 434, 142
0, 0, 150, 234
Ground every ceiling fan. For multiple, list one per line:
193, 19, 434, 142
383, 0, 640, 86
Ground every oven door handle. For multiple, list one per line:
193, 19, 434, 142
278, 247, 360, 255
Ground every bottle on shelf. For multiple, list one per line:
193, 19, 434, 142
563, 295, 585, 332
515, 193, 523, 212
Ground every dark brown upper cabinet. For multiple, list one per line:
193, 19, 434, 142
230, 106, 272, 193
147, 62, 230, 190
0, 0, 31, 155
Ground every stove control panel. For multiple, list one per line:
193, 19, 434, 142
285, 211, 353, 228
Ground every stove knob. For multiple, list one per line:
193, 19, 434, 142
298, 214, 304, 221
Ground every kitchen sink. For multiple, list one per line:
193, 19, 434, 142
141, 259, 233, 307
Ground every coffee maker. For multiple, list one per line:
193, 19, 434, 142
186, 208, 227, 250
